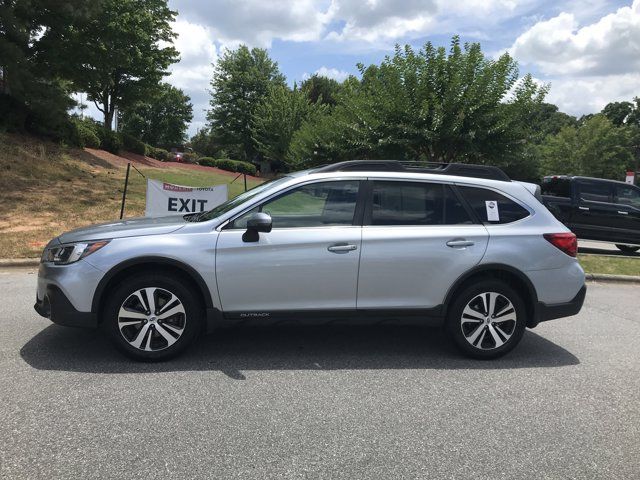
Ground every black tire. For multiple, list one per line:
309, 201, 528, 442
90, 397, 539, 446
446, 280, 527, 359
103, 273, 203, 361
615, 244, 640, 254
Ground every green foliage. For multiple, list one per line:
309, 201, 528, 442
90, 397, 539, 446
119, 83, 193, 149
121, 133, 146, 155
251, 85, 326, 171
207, 45, 286, 161
199, 158, 257, 175
181, 152, 198, 164
71, 117, 101, 148
197, 157, 216, 167
190, 127, 219, 157
300, 75, 343, 106
539, 115, 634, 179
146, 145, 170, 161
602, 101, 635, 127
50, 0, 178, 130
289, 37, 548, 175
98, 129, 122, 154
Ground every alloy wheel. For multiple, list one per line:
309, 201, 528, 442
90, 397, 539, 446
460, 292, 517, 350
117, 287, 187, 352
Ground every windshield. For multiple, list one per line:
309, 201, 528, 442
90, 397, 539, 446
189, 176, 291, 222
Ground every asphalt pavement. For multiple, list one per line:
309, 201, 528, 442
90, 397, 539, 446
0, 268, 638, 479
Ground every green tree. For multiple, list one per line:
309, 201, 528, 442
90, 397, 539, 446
602, 101, 634, 127
119, 83, 193, 148
300, 74, 342, 106
207, 45, 285, 162
540, 115, 633, 179
0, 0, 97, 135
251, 85, 326, 171
289, 37, 548, 175
49, 0, 178, 130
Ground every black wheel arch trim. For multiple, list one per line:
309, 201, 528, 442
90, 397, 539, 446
91, 256, 215, 316
442, 263, 540, 325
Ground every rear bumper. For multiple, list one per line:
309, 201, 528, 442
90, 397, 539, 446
34, 285, 97, 328
537, 284, 586, 323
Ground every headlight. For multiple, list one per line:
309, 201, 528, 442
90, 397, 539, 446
42, 241, 110, 265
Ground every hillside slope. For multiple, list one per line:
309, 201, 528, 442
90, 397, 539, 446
0, 133, 262, 258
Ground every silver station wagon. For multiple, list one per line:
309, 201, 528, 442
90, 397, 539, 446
35, 161, 586, 361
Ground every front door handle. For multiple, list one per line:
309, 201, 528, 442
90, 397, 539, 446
327, 243, 357, 253
446, 239, 475, 248
618, 211, 629, 215
578, 206, 589, 211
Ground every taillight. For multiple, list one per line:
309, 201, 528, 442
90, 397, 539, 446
544, 233, 577, 257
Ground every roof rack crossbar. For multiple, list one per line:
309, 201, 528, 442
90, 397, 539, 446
313, 160, 510, 182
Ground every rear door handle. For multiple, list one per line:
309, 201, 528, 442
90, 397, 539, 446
446, 239, 475, 248
327, 243, 357, 253
618, 211, 629, 215
578, 206, 589, 211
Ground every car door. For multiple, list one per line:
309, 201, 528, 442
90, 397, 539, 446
357, 180, 489, 310
215, 179, 364, 315
613, 183, 640, 243
572, 179, 619, 240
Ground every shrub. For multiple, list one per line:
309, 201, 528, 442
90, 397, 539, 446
155, 148, 170, 161
181, 152, 198, 164
198, 157, 216, 167
234, 160, 257, 176
215, 158, 237, 172
121, 133, 146, 155
99, 129, 122, 154
211, 158, 257, 176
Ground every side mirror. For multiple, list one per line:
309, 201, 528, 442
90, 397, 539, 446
242, 212, 272, 242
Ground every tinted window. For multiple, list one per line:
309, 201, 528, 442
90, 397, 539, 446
231, 181, 360, 229
541, 177, 571, 198
370, 182, 472, 226
616, 184, 640, 208
578, 181, 611, 203
459, 186, 530, 224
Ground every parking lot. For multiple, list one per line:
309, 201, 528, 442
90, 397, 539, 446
0, 268, 638, 479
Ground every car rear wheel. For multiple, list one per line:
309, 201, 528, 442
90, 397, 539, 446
615, 244, 640, 254
103, 273, 202, 361
447, 280, 527, 359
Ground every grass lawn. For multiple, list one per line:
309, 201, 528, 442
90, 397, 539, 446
0, 133, 262, 258
578, 254, 640, 277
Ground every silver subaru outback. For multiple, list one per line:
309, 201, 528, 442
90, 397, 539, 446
35, 161, 586, 361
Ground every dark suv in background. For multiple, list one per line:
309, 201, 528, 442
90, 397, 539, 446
542, 176, 640, 253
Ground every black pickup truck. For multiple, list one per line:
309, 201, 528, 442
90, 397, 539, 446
541, 175, 640, 253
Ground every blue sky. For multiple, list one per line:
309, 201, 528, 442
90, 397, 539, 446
85, 1, 640, 136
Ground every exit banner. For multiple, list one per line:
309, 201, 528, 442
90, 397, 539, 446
145, 179, 228, 217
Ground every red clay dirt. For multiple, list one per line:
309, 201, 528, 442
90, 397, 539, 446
83, 148, 261, 181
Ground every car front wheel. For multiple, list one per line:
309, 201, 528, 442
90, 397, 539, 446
103, 273, 202, 361
447, 280, 527, 359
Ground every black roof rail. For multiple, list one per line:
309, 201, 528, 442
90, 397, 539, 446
313, 160, 511, 182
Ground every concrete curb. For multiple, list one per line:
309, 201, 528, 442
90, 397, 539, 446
0, 258, 639, 283
0, 258, 40, 268
585, 273, 640, 284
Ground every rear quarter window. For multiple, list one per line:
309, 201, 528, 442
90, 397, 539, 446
459, 186, 530, 224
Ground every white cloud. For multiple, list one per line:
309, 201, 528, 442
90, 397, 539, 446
544, 73, 640, 116
303, 66, 351, 82
170, 0, 328, 48
510, 0, 640, 76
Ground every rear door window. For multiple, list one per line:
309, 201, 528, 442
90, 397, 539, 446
368, 181, 473, 226
541, 177, 571, 198
578, 181, 612, 203
458, 186, 530, 224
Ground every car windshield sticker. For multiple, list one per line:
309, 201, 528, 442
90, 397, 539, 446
485, 200, 499, 221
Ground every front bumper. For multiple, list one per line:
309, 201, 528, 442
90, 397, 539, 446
537, 284, 587, 323
34, 285, 97, 328
34, 260, 103, 328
